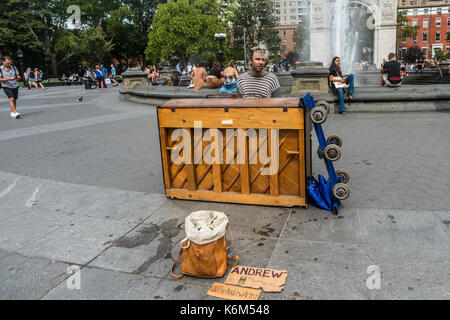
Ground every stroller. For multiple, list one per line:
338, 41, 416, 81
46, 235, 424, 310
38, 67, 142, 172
83, 74, 98, 89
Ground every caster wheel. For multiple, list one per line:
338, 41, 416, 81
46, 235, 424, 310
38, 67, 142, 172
316, 100, 331, 114
327, 135, 343, 148
333, 183, 350, 200
336, 169, 350, 183
324, 144, 342, 161
311, 106, 328, 124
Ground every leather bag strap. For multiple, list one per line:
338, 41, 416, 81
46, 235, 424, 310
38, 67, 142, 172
226, 225, 234, 250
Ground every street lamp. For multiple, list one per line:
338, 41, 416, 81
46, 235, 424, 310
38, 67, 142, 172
243, 28, 247, 69
16, 48, 24, 85
214, 33, 227, 66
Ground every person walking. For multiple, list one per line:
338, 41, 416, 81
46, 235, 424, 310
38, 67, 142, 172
36, 68, 46, 91
329, 56, 355, 115
110, 64, 118, 86
0, 56, 22, 119
28, 67, 38, 92
24, 68, 30, 89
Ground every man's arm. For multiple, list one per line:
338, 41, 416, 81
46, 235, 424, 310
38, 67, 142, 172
271, 87, 281, 98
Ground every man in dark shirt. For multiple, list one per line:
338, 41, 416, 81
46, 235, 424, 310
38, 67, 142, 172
381, 53, 402, 87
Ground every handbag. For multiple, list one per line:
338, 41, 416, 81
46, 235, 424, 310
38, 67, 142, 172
104, 78, 112, 85
332, 76, 349, 89
171, 211, 239, 279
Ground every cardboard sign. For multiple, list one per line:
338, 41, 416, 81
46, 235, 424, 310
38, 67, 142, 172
225, 266, 288, 293
207, 283, 261, 300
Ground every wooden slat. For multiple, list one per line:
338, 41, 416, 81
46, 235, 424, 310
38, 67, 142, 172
167, 189, 306, 208
213, 164, 223, 193
159, 127, 172, 190
158, 108, 303, 130
299, 129, 306, 198
268, 130, 279, 196
186, 129, 197, 191
240, 130, 250, 195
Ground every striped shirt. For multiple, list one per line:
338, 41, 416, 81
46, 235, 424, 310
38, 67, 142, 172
0, 65, 19, 89
237, 72, 281, 98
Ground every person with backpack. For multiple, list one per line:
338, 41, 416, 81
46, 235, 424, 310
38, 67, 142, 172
35, 68, 45, 91
28, 68, 38, 91
0, 56, 22, 119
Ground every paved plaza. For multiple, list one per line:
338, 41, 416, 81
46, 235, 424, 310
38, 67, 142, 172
0, 86, 449, 300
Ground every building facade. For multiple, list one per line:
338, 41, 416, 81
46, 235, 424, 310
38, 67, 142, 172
398, 0, 450, 60
274, 0, 309, 24
273, 1, 309, 58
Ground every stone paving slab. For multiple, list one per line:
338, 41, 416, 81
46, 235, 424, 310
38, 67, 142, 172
0, 251, 70, 300
42, 266, 161, 300
266, 239, 371, 300
359, 208, 450, 250
281, 207, 363, 245
364, 245, 450, 300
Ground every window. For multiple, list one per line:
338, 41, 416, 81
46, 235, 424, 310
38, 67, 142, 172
447, 18, 450, 27
437, 7, 442, 14
290, 15, 296, 20
290, 8, 296, 13
447, 32, 450, 41
283, 31, 286, 36
436, 18, 441, 27
275, 2, 280, 7
423, 32, 428, 42
275, 10, 280, 14
413, 9, 418, 15
412, 19, 418, 26
424, 8, 429, 14
413, 34, 417, 42
436, 32, 441, 41
423, 19, 428, 28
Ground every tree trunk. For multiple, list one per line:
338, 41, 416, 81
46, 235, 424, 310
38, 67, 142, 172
50, 54, 58, 78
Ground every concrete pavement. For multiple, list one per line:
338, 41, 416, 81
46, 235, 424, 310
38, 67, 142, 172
0, 86, 449, 300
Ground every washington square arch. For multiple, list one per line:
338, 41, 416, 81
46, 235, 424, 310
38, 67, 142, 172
309, 0, 398, 68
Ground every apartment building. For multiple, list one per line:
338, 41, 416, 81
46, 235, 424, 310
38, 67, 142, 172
273, 1, 309, 58
398, 0, 450, 59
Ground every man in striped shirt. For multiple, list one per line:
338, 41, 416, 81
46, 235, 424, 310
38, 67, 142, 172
237, 47, 281, 98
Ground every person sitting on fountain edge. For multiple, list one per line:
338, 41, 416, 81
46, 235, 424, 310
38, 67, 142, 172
381, 53, 402, 87
329, 56, 355, 115
237, 43, 281, 98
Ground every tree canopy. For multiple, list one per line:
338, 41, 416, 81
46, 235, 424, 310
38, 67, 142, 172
145, 0, 228, 65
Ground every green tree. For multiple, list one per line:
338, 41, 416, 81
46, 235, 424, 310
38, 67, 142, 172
230, 0, 280, 61
146, 0, 228, 65
397, 11, 419, 43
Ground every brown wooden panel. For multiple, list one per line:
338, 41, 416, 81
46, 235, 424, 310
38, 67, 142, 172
167, 189, 306, 207
161, 98, 301, 109
158, 108, 303, 130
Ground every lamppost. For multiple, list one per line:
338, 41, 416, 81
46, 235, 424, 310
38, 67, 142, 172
214, 33, 226, 66
16, 48, 24, 85
243, 28, 247, 69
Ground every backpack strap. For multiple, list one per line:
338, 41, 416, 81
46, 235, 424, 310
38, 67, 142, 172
171, 247, 184, 280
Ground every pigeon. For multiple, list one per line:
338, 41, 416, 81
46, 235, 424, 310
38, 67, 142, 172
76, 97, 83, 102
